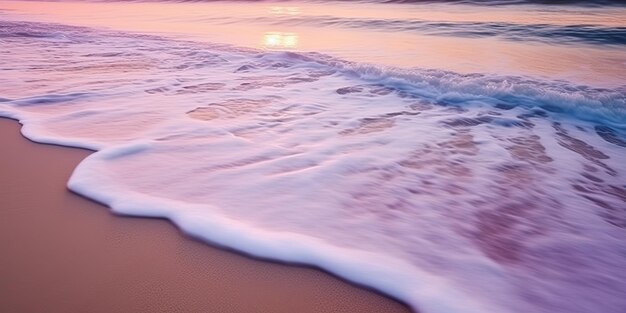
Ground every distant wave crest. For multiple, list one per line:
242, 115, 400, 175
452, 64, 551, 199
228, 15, 626, 45
90, 0, 626, 8
252, 50, 626, 127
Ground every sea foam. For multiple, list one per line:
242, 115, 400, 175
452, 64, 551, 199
2, 20, 626, 313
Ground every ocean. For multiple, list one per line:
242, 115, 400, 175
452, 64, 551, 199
1, 1, 625, 312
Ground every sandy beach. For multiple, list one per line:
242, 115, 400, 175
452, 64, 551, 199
0, 118, 411, 313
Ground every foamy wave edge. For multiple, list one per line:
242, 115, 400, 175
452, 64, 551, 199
257, 51, 626, 128
0, 110, 493, 312
66, 141, 495, 313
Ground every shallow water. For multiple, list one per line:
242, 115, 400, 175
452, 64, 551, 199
1, 1, 625, 313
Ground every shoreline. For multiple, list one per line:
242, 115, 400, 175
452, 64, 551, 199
0, 117, 412, 313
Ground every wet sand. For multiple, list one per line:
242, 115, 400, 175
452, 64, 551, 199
0, 118, 411, 313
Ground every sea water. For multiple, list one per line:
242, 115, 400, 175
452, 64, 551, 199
1, 1, 625, 312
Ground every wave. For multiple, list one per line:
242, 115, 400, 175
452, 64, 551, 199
217, 15, 626, 45
2, 20, 626, 313
371, 0, 626, 7
249, 51, 626, 127
3, 20, 624, 126
83, 0, 626, 8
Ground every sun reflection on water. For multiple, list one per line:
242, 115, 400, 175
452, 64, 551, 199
263, 5, 301, 50
268, 6, 301, 16
262, 32, 299, 50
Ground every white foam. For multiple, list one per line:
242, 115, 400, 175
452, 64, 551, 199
2, 20, 626, 313
69, 150, 495, 313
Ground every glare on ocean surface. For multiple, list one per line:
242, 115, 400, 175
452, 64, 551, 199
269, 6, 301, 16
262, 32, 299, 49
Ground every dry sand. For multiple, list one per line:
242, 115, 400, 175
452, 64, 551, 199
0, 118, 412, 313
